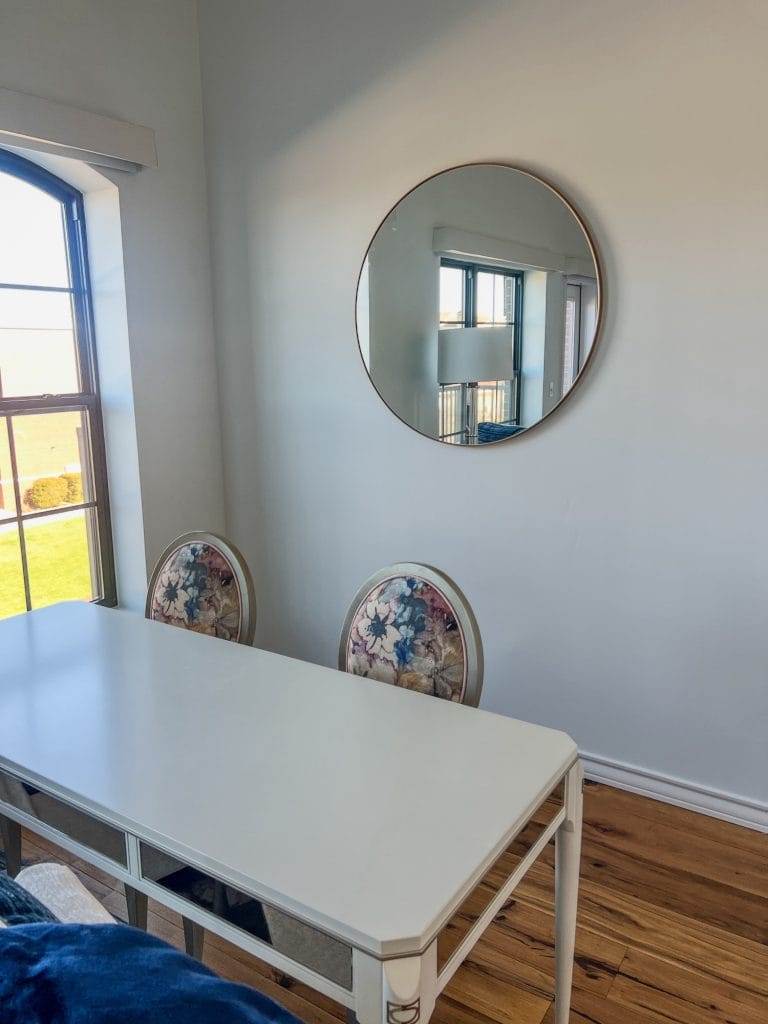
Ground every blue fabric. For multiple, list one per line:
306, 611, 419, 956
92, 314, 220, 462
0, 923, 300, 1024
477, 421, 524, 443
0, 874, 58, 926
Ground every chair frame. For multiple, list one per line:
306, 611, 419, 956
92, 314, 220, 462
145, 531, 256, 646
338, 562, 484, 707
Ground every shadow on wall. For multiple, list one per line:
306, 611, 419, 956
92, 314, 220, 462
197, 0, 546, 660
199, 0, 506, 154
196, 0, 608, 663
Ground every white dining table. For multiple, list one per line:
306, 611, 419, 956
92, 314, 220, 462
0, 602, 582, 1024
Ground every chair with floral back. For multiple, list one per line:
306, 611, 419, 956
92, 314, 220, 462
339, 563, 483, 706
146, 531, 256, 644
138, 531, 256, 957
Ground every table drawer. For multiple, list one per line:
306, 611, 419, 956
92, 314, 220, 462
0, 767, 127, 867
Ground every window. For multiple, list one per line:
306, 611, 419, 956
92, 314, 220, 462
438, 258, 523, 443
562, 282, 582, 394
0, 149, 115, 619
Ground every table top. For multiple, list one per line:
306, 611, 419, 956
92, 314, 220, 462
0, 602, 576, 957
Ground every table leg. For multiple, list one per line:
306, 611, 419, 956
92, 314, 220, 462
125, 885, 148, 930
352, 943, 437, 1024
183, 917, 205, 959
554, 760, 583, 1024
0, 814, 21, 876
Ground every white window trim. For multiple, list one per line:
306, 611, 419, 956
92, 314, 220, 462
0, 87, 157, 174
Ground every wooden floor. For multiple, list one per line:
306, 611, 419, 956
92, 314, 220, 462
16, 781, 768, 1024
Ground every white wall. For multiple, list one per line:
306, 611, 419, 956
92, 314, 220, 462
198, 0, 768, 810
0, 0, 226, 600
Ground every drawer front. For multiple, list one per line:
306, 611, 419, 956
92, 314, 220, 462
0, 767, 127, 867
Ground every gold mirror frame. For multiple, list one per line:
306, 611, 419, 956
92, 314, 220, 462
354, 163, 605, 446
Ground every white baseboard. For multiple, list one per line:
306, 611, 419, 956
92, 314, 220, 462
580, 751, 768, 833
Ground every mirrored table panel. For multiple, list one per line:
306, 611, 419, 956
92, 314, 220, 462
0, 767, 127, 866
139, 841, 353, 989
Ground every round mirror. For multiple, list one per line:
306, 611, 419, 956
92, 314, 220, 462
355, 164, 602, 445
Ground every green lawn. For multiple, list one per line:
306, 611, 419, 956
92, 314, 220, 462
0, 514, 92, 619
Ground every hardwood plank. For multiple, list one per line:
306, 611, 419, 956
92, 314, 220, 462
465, 934, 606, 1004
444, 958, 551, 1024
582, 808, 768, 900
583, 782, 767, 859
578, 834, 768, 943
540, 988, 676, 1024
500, 790, 768, 928
493, 829, 768, 946
492, 842, 768, 1007
609, 949, 768, 1024
517, 879, 768, 998
442, 893, 626, 999
432, 995, 507, 1024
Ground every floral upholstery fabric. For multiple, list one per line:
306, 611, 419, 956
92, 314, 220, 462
148, 542, 243, 642
345, 575, 468, 701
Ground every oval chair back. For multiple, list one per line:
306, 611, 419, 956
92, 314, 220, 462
146, 531, 256, 645
339, 563, 483, 707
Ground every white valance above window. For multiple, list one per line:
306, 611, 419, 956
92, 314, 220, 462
433, 226, 595, 279
0, 87, 157, 173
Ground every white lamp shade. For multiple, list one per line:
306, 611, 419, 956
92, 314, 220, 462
438, 327, 514, 384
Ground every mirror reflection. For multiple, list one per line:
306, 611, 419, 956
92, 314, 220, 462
356, 164, 601, 445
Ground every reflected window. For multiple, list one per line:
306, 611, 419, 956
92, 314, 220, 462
438, 258, 522, 444
438, 264, 465, 329
562, 283, 582, 394
0, 149, 115, 619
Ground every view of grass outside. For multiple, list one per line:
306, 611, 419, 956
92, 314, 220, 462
0, 513, 92, 619
0, 413, 95, 620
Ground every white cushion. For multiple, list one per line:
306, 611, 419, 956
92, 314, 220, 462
15, 863, 115, 924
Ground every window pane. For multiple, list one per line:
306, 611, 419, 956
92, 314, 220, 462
501, 276, 514, 323
0, 524, 26, 619
13, 411, 93, 514
26, 508, 98, 608
0, 289, 78, 397
476, 381, 510, 423
439, 383, 463, 442
439, 265, 464, 325
0, 420, 16, 520
493, 277, 505, 323
0, 171, 70, 288
477, 272, 514, 326
476, 272, 495, 325
563, 284, 581, 394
